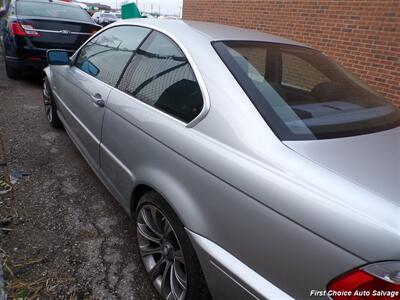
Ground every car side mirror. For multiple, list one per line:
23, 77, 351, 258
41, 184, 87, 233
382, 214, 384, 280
47, 50, 69, 65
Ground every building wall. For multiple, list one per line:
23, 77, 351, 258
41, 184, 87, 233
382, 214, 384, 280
182, 0, 400, 106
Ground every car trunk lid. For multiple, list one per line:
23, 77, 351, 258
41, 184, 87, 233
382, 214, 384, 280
284, 126, 400, 204
16, 17, 99, 50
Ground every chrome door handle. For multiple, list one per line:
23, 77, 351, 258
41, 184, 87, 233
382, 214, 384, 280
91, 93, 105, 107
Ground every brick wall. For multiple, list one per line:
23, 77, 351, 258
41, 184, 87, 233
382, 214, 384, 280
182, 0, 400, 106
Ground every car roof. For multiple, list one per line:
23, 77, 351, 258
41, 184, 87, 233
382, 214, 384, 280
117, 19, 310, 48
16, 0, 81, 7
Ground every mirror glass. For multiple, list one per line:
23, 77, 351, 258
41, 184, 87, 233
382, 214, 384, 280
47, 51, 69, 65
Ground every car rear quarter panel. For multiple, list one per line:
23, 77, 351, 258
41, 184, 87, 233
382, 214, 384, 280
185, 37, 400, 263
101, 87, 367, 299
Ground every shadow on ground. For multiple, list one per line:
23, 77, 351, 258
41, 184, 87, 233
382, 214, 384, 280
0, 55, 157, 299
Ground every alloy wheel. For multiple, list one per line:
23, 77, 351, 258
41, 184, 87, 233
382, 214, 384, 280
43, 79, 53, 123
137, 204, 187, 300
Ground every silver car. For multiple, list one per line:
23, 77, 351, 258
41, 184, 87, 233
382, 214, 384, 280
42, 19, 400, 300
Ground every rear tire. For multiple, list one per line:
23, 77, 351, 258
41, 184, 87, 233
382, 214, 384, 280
5, 60, 20, 79
43, 76, 63, 128
136, 191, 211, 300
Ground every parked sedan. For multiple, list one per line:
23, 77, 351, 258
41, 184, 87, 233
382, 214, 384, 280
42, 19, 400, 300
1, 0, 101, 78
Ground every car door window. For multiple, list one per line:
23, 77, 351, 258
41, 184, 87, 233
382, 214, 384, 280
75, 26, 151, 87
118, 31, 204, 123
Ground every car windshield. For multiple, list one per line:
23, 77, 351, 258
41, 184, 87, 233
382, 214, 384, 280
214, 41, 400, 140
17, 2, 93, 22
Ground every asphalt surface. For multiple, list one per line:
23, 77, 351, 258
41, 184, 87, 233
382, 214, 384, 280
0, 54, 157, 299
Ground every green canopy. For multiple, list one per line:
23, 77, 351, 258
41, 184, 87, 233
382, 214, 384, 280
121, 2, 142, 19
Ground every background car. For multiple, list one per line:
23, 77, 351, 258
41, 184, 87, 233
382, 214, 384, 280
42, 20, 400, 300
1, 0, 101, 78
92, 12, 118, 26
158, 15, 179, 20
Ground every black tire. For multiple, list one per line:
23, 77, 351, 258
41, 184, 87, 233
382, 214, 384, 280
5, 60, 20, 79
136, 191, 211, 300
43, 76, 63, 129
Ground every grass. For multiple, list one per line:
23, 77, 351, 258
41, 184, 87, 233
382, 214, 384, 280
2, 256, 75, 299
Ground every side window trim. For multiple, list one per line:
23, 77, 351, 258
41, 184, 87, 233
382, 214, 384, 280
117, 30, 202, 123
71, 25, 146, 70
71, 23, 210, 127
110, 87, 188, 126
117, 31, 190, 95
73, 25, 151, 87
115, 29, 209, 126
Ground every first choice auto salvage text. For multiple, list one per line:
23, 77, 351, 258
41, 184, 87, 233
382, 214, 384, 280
310, 290, 399, 298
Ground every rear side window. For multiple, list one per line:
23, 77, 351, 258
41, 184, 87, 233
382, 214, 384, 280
75, 26, 151, 87
17, 2, 93, 22
118, 31, 203, 123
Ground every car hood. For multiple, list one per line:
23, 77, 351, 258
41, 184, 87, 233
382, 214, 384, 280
284, 126, 400, 204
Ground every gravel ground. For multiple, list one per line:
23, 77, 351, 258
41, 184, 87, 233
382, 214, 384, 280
0, 53, 158, 299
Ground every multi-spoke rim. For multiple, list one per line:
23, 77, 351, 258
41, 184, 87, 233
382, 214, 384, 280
137, 204, 187, 300
43, 79, 53, 123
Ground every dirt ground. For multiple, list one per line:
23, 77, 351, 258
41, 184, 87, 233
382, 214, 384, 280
0, 53, 157, 299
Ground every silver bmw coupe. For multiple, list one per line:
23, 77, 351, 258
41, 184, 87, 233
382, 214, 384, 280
42, 19, 400, 300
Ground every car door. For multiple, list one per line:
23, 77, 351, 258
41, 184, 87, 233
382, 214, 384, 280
54, 25, 151, 169
100, 30, 204, 209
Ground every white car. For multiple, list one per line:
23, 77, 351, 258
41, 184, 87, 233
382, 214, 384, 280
92, 12, 118, 26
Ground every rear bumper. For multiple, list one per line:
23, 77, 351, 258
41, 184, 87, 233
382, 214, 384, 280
5, 55, 47, 71
5, 48, 74, 71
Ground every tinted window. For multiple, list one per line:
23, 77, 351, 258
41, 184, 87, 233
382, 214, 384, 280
118, 31, 203, 123
17, 2, 92, 22
214, 41, 400, 140
281, 52, 330, 91
75, 26, 151, 87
